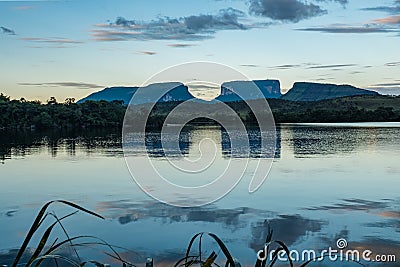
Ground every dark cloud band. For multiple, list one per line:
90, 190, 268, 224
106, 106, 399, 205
19, 82, 104, 89
361, 0, 400, 14
297, 26, 393, 33
248, 0, 327, 23
1, 26, 16, 35
93, 8, 249, 42
308, 64, 356, 69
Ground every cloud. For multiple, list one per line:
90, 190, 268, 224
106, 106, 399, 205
18, 82, 104, 89
373, 15, 400, 25
298, 2, 400, 36
20, 37, 83, 44
349, 71, 363, 74
14, 5, 33, 10
385, 61, 400, 67
93, 8, 250, 42
367, 87, 400, 95
268, 63, 354, 70
89, 31, 141, 42
240, 64, 261, 68
138, 51, 157, 55
185, 8, 246, 30
167, 43, 196, 48
315, 0, 348, 5
297, 25, 393, 33
268, 64, 303, 69
367, 82, 400, 95
26, 45, 72, 49
361, 0, 400, 14
248, 0, 327, 23
1, 26, 15, 35
370, 82, 400, 87
307, 63, 356, 69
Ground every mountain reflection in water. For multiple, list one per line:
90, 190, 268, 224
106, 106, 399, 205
1, 123, 400, 266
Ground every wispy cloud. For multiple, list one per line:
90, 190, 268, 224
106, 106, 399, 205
370, 82, 400, 87
315, 0, 348, 6
349, 71, 363, 74
248, 0, 327, 23
307, 63, 356, 69
14, 5, 33, 10
167, 43, 196, 48
92, 8, 251, 42
367, 82, 400, 95
1, 26, 16, 35
359, 1, 400, 40
373, 15, 400, 25
240, 64, 261, 68
90, 31, 143, 41
268, 62, 355, 70
268, 64, 303, 70
18, 82, 104, 89
361, 0, 400, 14
138, 51, 157, 55
385, 61, 400, 67
27, 46, 74, 49
20, 37, 83, 44
297, 25, 394, 33
297, 0, 400, 36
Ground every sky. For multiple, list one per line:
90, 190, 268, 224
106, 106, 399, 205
0, 0, 400, 102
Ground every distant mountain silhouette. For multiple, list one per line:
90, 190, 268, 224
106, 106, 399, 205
281, 82, 378, 101
77, 87, 138, 104
77, 80, 379, 104
128, 82, 193, 104
216, 80, 281, 102
77, 82, 193, 104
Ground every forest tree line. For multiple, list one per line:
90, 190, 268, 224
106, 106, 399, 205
0, 94, 125, 130
1, 93, 400, 130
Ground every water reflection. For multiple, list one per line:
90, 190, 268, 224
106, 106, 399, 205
98, 199, 274, 230
250, 215, 326, 249
305, 198, 393, 211
1, 123, 400, 266
1, 125, 281, 162
0, 128, 122, 163
2, 123, 400, 163
282, 123, 400, 157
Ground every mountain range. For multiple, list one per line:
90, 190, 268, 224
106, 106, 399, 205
77, 80, 378, 104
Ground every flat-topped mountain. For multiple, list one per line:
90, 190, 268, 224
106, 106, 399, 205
78, 82, 193, 104
128, 82, 193, 104
77, 80, 380, 104
216, 79, 281, 102
78, 79, 282, 104
281, 82, 378, 101
77, 87, 138, 104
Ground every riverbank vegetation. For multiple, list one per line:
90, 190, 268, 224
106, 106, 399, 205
0, 94, 125, 130
1, 93, 400, 130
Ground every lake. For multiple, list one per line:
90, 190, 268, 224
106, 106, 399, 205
1, 123, 399, 266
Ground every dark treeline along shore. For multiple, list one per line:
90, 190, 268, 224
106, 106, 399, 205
1, 93, 400, 131
0, 94, 125, 130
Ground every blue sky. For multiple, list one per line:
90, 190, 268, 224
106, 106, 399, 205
1, 0, 399, 102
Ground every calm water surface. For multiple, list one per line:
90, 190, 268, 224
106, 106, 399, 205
0, 123, 399, 266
